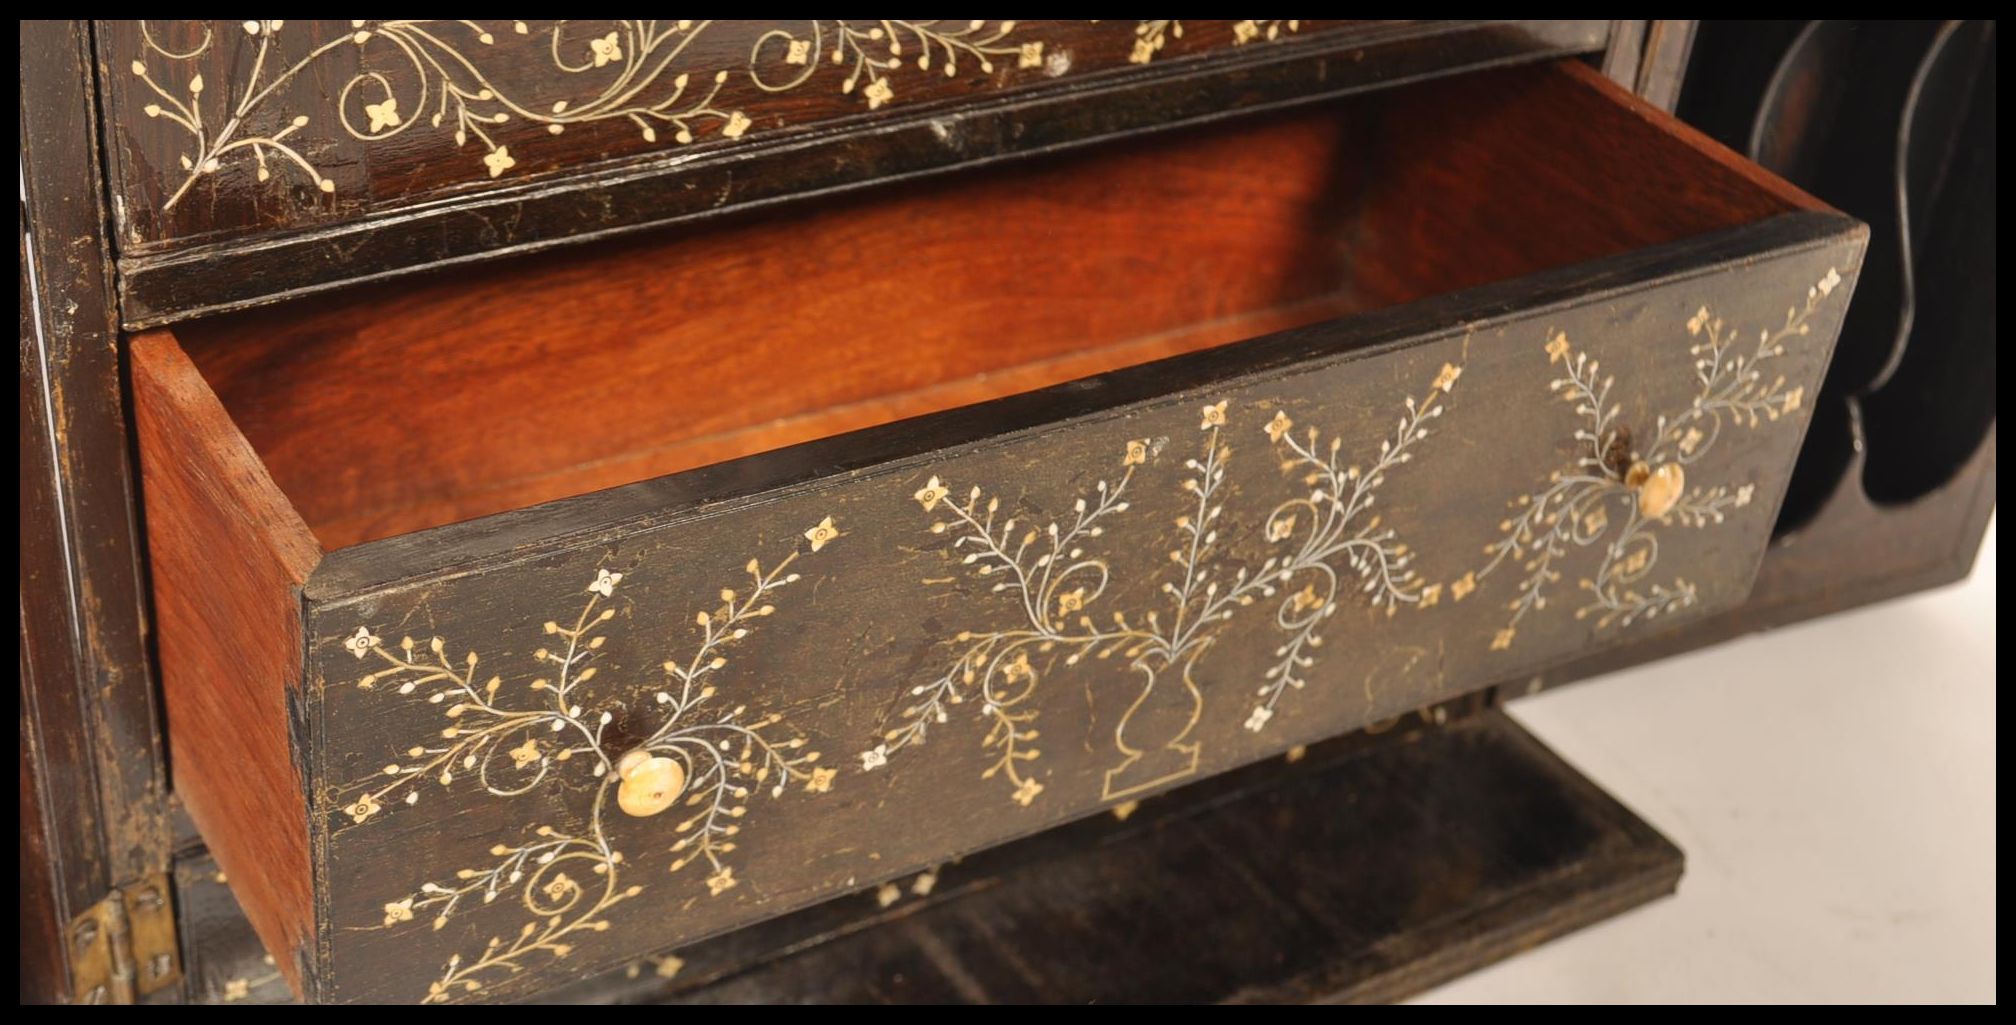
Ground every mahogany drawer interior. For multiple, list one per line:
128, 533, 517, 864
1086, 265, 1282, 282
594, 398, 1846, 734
131, 60, 1850, 1003
149, 61, 1811, 551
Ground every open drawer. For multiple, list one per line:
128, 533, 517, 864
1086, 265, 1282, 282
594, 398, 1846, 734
132, 60, 1862, 1003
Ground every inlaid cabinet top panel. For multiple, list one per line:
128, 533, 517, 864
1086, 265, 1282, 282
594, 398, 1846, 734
102, 19, 1355, 245
94, 20, 1610, 324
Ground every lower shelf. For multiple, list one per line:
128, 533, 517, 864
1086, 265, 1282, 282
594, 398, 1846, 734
177, 706, 1680, 1004
607, 706, 1683, 1004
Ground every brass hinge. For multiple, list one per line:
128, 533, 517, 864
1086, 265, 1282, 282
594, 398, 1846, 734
68, 872, 182, 1004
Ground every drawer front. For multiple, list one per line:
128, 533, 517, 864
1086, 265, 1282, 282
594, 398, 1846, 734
299, 224, 1858, 1001
96, 19, 1609, 325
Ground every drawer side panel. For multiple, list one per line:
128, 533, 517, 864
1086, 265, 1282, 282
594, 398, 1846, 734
131, 332, 323, 995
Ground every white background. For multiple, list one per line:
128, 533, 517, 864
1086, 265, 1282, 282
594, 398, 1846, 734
1417, 522, 1997, 1004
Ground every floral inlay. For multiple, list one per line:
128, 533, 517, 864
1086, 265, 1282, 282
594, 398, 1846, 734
217, 954, 284, 1003
868, 364, 1460, 804
126, 20, 1320, 210
1131, 19, 1300, 63
1460, 271, 1840, 646
338, 529, 835, 1002
1249, 365, 1458, 724
749, 20, 1029, 109
133, 20, 753, 208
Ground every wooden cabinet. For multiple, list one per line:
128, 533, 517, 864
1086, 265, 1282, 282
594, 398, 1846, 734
19, 19, 1993, 1005
129, 60, 1859, 1002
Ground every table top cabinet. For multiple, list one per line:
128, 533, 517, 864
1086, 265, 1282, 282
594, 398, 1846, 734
19, 19, 1994, 1005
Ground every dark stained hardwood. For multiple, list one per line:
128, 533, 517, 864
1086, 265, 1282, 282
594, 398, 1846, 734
129, 332, 324, 995
99, 20, 1372, 250
18, 22, 174, 1005
175, 704, 1685, 1005
173, 850, 296, 1006
1452, 17, 2001, 732
1496, 24, 1997, 699
160, 409, 1998, 1004
1859, 23, 1996, 507
98, 21, 1614, 327
13, 18, 1996, 1008
20, 231, 102, 1006
144, 218, 1856, 1001
650, 709, 1683, 1005
1675, 21, 1997, 534
1507, 423, 1998, 705
19, 714, 69, 1005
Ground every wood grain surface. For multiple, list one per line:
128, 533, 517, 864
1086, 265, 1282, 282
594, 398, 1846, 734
130, 333, 323, 993
176, 62, 1810, 550
173, 103, 1374, 549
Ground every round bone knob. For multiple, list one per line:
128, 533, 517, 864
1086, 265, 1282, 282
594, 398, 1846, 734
615, 749, 685, 818
1633, 462, 1686, 521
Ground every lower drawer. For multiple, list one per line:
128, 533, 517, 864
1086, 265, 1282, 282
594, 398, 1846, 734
133, 60, 1862, 1002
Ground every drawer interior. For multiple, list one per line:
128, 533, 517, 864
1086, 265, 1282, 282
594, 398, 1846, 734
154, 60, 1816, 552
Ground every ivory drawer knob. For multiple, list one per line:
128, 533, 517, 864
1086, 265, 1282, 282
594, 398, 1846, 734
1628, 461, 1685, 520
615, 749, 685, 818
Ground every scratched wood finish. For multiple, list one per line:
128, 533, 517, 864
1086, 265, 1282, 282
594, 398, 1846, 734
653, 709, 1684, 1005
171, 704, 1690, 1006
96, 20, 1612, 326
101, 18, 1362, 247
308, 230, 1856, 1007
18, 21, 175, 998
138, 237, 1860, 1003
159, 412, 1999, 1006
126, 61, 1863, 1003
19, 722, 68, 1005
173, 851, 295, 1005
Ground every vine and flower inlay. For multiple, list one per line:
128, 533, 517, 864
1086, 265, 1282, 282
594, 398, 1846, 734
865, 364, 1462, 804
338, 532, 834, 1002
1456, 270, 1841, 649
286, 266, 1837, 1000
124, 19, 1316, 211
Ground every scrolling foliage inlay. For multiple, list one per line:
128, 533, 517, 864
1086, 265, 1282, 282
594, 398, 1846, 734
870, 363, 1461, 803
1458, 268, 1842, 648
108, 19, 1326, 235
306, 265, 1845, 1002
338, 534, 833, 1002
